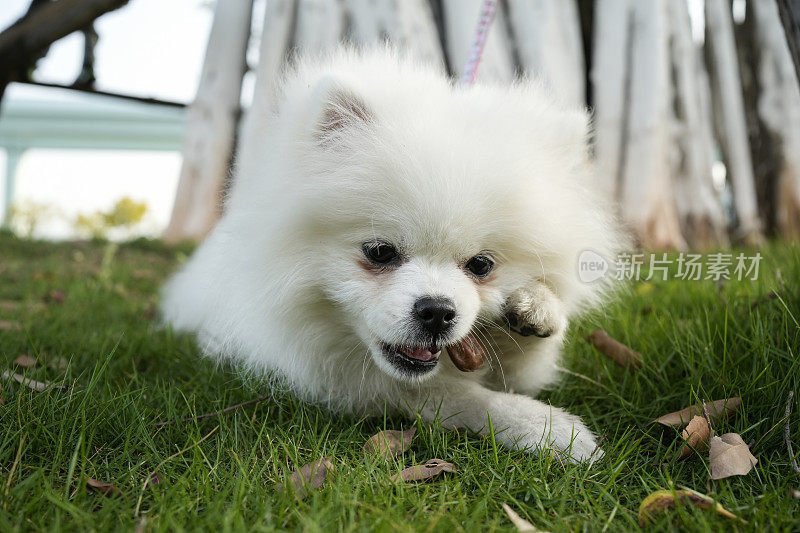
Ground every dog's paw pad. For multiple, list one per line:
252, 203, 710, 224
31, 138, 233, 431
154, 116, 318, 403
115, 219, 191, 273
505, 314, 554, 337
504, 287, 565, 338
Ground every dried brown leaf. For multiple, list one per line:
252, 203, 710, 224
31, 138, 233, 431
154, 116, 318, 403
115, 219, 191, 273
0, 300, 20, 312
502, 503, 548, 532
390, 459, 456, 483
284, 457, 334, 498
0, 320, 21, 331
2, 370, 51, 392
45, 290, 66, 304
638, 489, 744, 526
709, 433, 757, 479
13, 355, 37, 368
364, 428, 416, 459
87, 477, 123, 497
586, 330, 642, 369
677, 415, 711, 459
653, 397, 741, 428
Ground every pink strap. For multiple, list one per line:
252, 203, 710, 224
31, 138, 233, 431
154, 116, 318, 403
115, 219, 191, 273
459, 0, 500, 86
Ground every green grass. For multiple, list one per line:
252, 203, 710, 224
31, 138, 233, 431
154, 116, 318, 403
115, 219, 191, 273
1, 231, 799, 532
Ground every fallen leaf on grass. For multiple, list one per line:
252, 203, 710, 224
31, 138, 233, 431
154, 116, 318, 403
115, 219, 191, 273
0, 320, 21, 331
87, 478, 124, 497
677, 415, 711, 460
709, 433, 757, 479
0, 300, 19, 312
502, 503, 549, 532
45, 290, 66, 304
653, 398, 741, 428
391, 459, 456, 483
789, 488, 800, 499
364, 428, 415, 459
638, 490, 744, 526
586, 330, 642, 369
2, 370, 52, 392
13, 355, 37, 368
283, 457, 334, 498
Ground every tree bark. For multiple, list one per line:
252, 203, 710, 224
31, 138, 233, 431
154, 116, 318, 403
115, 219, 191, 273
342, 0, 444, 68
591, 0, 632, 200
667, 0, 728, 248
506, 0, 585, 106
733, 1, 782, 236
777, 0, 800, 83
163, 0, 254, 243
704, 0, 763, 244
754, 0, 800, 237
295, 0, 344, 55
236, 0, 296, 170
618, 0, 685, 249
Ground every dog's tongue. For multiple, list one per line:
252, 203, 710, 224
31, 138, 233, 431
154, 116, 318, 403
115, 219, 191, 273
399, 346, 439, 361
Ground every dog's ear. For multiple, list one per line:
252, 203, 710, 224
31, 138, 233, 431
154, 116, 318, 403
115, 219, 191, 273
550, 108, 591, 163
312, 78, 373, 143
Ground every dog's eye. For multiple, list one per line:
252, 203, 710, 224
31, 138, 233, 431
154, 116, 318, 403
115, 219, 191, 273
465, 255, 494, 277
363, 242, 399, 265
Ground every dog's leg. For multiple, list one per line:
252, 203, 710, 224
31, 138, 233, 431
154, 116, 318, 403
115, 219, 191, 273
408, 379, 602, 463
479, 280, 568, 396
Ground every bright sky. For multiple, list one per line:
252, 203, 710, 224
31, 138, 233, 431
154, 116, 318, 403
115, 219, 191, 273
0, 0, 215, 238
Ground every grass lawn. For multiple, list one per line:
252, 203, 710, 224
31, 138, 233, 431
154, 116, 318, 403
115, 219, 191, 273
1, 231, 799, 531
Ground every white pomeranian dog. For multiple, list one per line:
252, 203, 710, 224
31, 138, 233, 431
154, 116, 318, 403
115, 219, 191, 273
162, 48, 621, 463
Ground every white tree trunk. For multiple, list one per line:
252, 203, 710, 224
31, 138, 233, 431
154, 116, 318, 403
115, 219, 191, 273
164, 0, 254, 243
343, 0, 444, 69
506, 0, 585, 106
591, 0, 632, 199
619, 0, 686, 249
237, 0, 296, 169
753, 0, 800, 237
667, 0, 728, 247
705, 0, 762, 243
442, 0, 514, 83
295, 0, 344, 56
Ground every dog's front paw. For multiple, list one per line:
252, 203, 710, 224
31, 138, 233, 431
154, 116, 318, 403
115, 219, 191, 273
504, 283, 567, 338
545, 412, 603, 464
513, 409, 603, 464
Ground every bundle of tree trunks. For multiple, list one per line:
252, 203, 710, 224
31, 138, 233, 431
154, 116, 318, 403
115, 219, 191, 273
153, 0, 800, 247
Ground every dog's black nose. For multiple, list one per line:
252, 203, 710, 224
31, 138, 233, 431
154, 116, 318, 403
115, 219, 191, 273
414, 297, 456, 336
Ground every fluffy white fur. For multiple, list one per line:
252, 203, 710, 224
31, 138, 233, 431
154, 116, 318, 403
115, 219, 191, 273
162, 48, 622, 463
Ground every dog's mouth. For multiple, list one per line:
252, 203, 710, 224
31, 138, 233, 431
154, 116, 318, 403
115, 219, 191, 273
381, 343, 441, 375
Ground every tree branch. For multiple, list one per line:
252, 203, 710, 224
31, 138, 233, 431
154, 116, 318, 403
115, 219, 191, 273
0, 0, 129, 102
21, 80, 186, 108
777, 0, 800, 84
